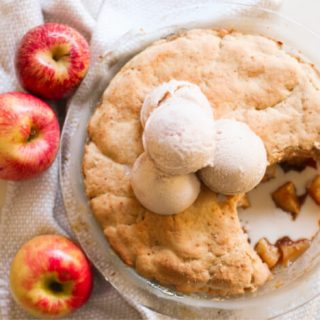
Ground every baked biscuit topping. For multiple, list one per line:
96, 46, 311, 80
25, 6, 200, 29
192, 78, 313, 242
83, 29, 320, 296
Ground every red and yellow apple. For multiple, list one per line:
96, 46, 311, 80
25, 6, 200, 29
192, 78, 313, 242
16, 23, 90, 100
0, 92, 60, 180
10, 235, 93, 318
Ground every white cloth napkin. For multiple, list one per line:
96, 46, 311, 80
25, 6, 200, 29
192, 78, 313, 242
4, 1, 316, 320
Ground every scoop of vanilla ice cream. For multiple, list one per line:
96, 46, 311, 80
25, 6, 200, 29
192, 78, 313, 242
131, 153, 200, 215
143, 99, 216, 175
140, 79, 212, 128
199, 119, 267, 195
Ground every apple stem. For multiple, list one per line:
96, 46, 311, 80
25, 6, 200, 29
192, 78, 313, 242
27, 127, 38, 142
48, 280, 64, 293
52, 53, 70, 62
52, 47, 71, 62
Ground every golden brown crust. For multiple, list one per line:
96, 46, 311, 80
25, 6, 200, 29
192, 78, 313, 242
83, 143, 133, 198
83, 29, 320, 296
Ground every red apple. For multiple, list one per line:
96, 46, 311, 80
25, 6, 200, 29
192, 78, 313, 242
16, 23, 90, 100
10, 235, 93, 318
0, 92, 60, 180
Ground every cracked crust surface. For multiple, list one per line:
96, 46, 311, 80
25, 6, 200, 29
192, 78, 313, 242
83, 29, 320, 296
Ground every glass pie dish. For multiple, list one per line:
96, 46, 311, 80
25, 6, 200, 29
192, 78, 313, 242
60, 1, 320, 318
